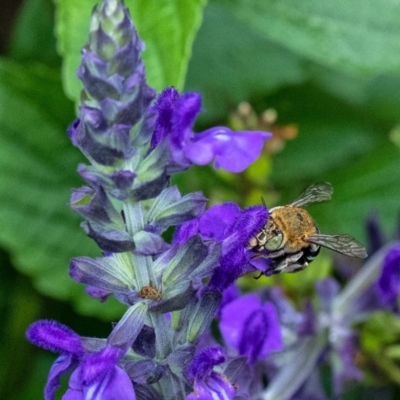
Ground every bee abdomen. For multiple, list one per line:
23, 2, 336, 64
304, 243, 320, 263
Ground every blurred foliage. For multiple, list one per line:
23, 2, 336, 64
1, 0, 400, 398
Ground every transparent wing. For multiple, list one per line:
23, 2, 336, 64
306, 233, 367, 258
290, 182, 333, 207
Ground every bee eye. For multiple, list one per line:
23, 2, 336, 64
264, 232, 283, 251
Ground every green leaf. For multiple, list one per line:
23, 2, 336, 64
217, 0, 400, 76
270, 84, 381, 186
54, 0, 207, 102
0, 59, 123, 319
186, 2, 306, 123
8, 0, 60, 68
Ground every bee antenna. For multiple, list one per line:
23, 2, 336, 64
261, 197, 267, 208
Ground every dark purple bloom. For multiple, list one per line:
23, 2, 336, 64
375, 244, 400, 308
26, 306, 146, 399
184, 127, 271, 173
219, 294, 283, 363
198, 202, 241, 241
64, 346, 136, 400
366, 213, 385, 255
151, 87, 271, 173
173, 202, 241, 244
26, 321, 85, 400
186, 347, 236, 400
209, 205, 268, 291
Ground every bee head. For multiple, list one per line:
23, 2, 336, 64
264, 229, 283, 251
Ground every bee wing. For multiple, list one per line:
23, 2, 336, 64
290, 182, 333, 207
306, 233, 367, 258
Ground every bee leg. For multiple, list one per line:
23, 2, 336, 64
251, 248, 286, 260
273, 252, 304, 273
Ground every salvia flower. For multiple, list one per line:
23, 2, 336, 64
219, 293, 283, 364
185, 347, 236, 400
27, 0, 273, 399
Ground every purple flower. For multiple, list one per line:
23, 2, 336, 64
375, 244, 400, 308
174, 202, 268, 290
27, 307, 146, 400
330, 331, 363, 392
209, 205, 268, 291
186, 347, 236, 400
26, 320, 86, 400
64, 346, 136, 400
366, 213, 385, 255
219, 294, 283, 363
151, 87, 271, 173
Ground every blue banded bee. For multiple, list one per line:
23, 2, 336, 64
247, 183, 367, 274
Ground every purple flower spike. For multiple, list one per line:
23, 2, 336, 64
220, 294, 283, 362
186, 347, 236, 400
185, 127, 271, 173
375, 244, 400, 308
26, 320, 84, 356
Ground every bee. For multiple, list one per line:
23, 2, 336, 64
247, 182, 367, 274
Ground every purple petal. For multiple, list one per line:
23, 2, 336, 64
332, 331, 363, 394
315, 278, 340, 313
45, 354, 77, 400
217, 285, 240, 318
209, 247, 248, 292
86, 286, 110, 302
110, 170, 136, 190
297, 301, 317, 336
66, 364, 136, 400
171, 92, 201, 148
208, 205, 268, 290
133, 231, 169, 255
220, 294, 282, 361
186, 372, 235, 400
185, 127, 271, 173
173, 219, 200, 244
70, 256, 135, 294
26, 320, 84, 356
63, 368, 84, 400
67, 119, 80, 146
365, 213, 385, 255
198, 202, 241, 241
375, 244, 400, 307
186, 347, 225, 381
223, 205, 268, 254
81, 346, 123, 385
150, 87, 179, 149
